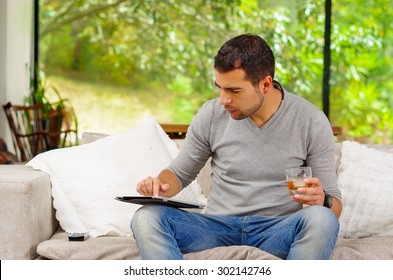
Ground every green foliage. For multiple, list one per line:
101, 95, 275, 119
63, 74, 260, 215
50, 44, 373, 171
167, 75, 201, 122
39, 0, 393, 143
329, 0, 393, 143
332, 81, 393, 143
26, 67, 65, 115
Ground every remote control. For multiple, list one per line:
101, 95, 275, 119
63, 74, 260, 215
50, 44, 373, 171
68, 232, 88, 241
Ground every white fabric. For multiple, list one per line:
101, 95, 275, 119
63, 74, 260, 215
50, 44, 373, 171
27, 117, 206, 237
338, 141, 393, 238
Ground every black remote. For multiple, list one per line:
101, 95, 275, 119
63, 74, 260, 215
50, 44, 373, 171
68, 232, 88, 241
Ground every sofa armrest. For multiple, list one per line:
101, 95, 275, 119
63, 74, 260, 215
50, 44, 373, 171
0, 165, 58, 259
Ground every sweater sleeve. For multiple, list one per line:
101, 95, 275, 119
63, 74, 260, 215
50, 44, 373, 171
306, 110, 342, 201
167, 101, 214, 189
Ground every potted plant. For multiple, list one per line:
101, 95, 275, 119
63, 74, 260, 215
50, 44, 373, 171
26, 67, 78, 149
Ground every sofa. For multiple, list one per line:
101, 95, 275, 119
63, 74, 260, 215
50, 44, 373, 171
1, 121, 393, 260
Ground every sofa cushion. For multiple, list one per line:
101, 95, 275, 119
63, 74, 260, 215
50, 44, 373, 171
37, 229, 279, 260
39, 228, 393, 260
37, 230, 140, 260
26, 117, 206, 237
37, 228, 393, 260
330, 237, 393, 260
338, 141, 393, 238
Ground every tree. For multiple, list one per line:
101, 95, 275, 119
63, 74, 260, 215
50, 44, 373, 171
40, 0, 393, 142
329, 0, 393, 143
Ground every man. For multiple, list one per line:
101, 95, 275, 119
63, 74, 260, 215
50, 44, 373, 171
131, 34, 342, 260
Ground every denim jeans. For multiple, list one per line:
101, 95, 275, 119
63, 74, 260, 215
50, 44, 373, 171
131, 204, 339, 260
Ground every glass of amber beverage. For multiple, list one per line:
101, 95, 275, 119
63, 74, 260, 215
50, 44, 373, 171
285, 167, 312, 197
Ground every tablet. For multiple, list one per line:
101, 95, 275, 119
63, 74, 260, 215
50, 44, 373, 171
115, 196, 204, 209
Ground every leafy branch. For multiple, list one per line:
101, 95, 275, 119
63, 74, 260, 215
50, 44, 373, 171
40, 0, 128, 38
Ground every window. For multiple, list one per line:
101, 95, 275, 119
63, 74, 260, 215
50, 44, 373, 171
38, 0, 393, 143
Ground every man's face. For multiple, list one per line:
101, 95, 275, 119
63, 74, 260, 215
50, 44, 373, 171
215, 68, 264, 120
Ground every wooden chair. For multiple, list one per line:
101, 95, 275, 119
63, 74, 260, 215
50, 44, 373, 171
3, 102, 79, 162
3, 102, 49, 162
57, 99, 79, 148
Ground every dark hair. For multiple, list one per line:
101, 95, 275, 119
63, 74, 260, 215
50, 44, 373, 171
214, 34, 275, 86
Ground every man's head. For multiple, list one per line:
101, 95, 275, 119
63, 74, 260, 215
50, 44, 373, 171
214, 34, 275, 87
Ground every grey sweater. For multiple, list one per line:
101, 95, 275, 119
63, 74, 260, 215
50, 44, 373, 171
168, 89, 341, 217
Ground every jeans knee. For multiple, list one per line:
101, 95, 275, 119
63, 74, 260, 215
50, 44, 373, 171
287, 206, 339, 259
302, 206, 339, 236
131, 205, 184, 259
131, 205, 164, 236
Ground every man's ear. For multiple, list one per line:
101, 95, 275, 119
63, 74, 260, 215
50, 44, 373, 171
259, 76, 273, 93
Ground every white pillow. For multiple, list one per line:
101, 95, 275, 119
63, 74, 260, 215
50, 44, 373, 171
27, 117, 206, 237
337, 141, 393, 238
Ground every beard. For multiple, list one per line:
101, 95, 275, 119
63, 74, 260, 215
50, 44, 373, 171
226, 88, 264, 120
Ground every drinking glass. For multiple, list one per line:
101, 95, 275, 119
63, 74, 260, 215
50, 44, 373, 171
285, 167, 312, 197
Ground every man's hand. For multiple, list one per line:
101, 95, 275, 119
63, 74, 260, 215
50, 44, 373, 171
292, 178, 324, 206
137, 176, 170, 197
292, 177, 343, 219
136, 170, 181, 198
